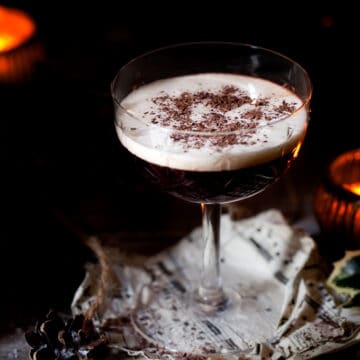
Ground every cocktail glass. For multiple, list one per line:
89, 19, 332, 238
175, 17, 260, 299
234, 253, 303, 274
111, 42, 312, 356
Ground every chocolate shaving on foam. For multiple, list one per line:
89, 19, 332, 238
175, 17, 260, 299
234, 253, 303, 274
274, 100, 297, 114
147, 85, 297, 149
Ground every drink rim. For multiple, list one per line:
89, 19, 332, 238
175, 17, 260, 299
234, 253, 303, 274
111, 41, 313, 137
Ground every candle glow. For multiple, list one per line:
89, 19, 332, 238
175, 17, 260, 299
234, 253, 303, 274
0, 6, 36, 53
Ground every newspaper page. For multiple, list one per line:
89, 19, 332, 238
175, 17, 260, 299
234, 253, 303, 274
72, 210, 360, 359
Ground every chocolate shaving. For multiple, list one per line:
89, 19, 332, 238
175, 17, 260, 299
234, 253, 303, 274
274, 100, 297, 114
147, 84, 298, 150
242, 109, 264, 121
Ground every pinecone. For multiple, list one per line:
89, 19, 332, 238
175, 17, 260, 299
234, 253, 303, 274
25, 311, 109, 360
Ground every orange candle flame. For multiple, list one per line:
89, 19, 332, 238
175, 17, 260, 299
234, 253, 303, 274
0, 5, 36, 53
343, 182, 360, 196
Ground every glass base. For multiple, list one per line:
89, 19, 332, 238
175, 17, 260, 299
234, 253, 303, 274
131, 283, 256, 356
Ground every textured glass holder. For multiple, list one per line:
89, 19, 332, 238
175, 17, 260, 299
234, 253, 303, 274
314, 148, 360, 251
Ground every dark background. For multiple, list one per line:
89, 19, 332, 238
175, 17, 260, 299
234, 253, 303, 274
1, 1, 359, 354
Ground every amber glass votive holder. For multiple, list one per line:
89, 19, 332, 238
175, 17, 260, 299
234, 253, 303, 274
314, 148, 360, 255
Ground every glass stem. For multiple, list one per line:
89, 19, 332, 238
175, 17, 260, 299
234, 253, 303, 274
197, 203, 227, 310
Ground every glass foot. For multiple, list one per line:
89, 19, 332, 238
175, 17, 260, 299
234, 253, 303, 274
131, 283, 256, 356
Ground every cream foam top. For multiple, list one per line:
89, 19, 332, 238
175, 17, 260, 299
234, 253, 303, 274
116, 73, 308, 171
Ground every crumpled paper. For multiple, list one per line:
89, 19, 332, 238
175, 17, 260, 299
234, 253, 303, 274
72, 209, 360, 359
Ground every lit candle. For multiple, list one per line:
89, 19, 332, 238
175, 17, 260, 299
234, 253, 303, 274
0, 6, 43, 83
314, 148, 360, 250
0, 5, 36, 53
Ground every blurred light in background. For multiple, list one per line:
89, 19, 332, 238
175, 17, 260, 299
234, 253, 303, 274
0, 5, 44, 83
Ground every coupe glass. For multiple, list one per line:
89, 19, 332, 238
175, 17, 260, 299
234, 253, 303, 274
111, 42, 312, 356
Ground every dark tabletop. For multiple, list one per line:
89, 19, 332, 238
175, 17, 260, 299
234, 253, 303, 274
1, 2, 360, 358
